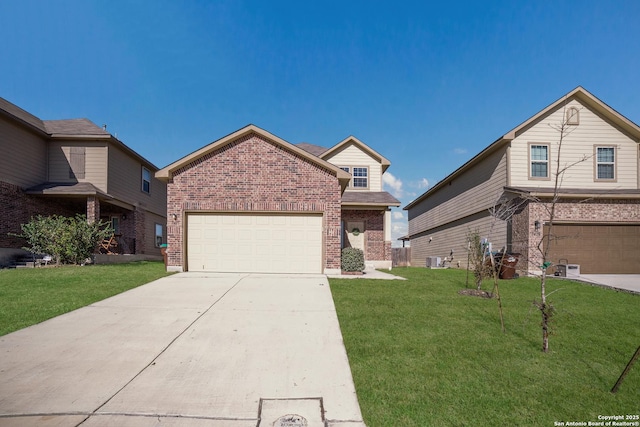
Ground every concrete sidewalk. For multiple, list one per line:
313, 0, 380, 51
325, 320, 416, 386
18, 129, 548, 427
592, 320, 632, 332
0, 273, 365, 426
578, 274, 640, 294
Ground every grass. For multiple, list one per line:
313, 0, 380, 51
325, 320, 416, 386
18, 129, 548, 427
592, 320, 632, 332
0, 261, 171, 336
330, 268, 640, 426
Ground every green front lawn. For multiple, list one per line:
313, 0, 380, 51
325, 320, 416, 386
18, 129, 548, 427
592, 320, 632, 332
0, 261, 171, 336
330, 268, 640, 426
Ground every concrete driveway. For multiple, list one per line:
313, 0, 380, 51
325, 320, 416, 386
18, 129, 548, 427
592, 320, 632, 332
578, 274, 640, 294
0, 273, 365, 427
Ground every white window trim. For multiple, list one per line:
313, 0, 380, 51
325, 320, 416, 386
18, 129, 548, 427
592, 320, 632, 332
528, 143, 550, 180
594, 145, 617, 182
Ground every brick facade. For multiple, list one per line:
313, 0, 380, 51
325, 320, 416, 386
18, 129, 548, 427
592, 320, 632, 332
511, 197, 640, 273
0, 181, 80, 248
166, 134, 343, 271
341, 209, 389, 262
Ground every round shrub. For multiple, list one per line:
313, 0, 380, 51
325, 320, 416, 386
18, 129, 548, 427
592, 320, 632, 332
341, 247, 364, 272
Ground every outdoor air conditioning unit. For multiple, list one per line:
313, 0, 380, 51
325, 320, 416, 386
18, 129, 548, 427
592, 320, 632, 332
556, 264, 580, 278
426, 256, 441, 268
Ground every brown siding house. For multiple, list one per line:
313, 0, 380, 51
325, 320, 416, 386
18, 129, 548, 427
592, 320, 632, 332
0, 97, 166, 261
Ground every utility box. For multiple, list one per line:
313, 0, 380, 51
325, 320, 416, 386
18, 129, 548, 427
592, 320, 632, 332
426, 256, 441, 268
556, 264, 580, 278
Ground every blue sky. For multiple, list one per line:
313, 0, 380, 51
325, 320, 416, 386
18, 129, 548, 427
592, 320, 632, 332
2, 0, 639, 244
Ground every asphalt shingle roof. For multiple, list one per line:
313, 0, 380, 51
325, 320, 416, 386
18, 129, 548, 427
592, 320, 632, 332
43, 119, 110, 136
341, 191, 401, 206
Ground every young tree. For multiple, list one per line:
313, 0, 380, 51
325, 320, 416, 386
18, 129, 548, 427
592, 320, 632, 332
529, 104, 588, 352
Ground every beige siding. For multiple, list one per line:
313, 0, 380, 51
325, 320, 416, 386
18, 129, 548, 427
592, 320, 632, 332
510, 99, 639, 189
0, 117, 47, 187
324, 143, 383, 191
410, 211, 508, 269
47, 141, 108, 190
409, 146, 508, 235
107, 145, 166, 217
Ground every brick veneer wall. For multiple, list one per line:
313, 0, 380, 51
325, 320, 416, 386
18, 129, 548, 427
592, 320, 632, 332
341, 209, 389, 261
165, 134, 342, 271
511, 197, 640, 273
0, 181, 80, 248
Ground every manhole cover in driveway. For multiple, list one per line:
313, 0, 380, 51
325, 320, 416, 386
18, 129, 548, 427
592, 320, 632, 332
274, 414, 308, 427
258, 398, 324, 427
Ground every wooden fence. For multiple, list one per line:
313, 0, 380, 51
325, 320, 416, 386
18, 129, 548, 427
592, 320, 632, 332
392, 247, 411, 267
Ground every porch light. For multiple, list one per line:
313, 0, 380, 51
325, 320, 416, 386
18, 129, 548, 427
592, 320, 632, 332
534, 220, 541, 231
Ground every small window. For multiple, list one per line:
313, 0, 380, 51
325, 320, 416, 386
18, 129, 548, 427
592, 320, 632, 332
596, 146, 615, 180
566, 107, 579, 125
530, 145, 549, 178
352, 167, 368, 188
155, 223, 163, 247
339, 167, 351, 188
111, 217, 120, 234
142, 167, 151, 194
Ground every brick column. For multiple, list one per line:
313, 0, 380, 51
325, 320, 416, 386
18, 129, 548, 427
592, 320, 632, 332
134, 208, 146, 254
86, 196, 100, 224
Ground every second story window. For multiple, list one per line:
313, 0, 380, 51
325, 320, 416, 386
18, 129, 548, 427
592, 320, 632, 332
596, 146, 615, 180
352, 167, 368, 188
530, 144, 549, 179
142, 167, 151, 194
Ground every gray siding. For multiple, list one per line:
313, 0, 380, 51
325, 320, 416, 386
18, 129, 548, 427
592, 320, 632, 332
410, 211, 508, 269
0, 116, 47, 188
107, 145, 166, 217
409, 146, 508, 235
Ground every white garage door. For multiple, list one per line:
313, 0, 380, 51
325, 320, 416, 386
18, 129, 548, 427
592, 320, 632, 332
187, 213, 323, 273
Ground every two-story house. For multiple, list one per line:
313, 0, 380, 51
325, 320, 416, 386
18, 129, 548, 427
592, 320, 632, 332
156, 124, 400, 274
0, 97, 167, 262
404, 87, 640, 274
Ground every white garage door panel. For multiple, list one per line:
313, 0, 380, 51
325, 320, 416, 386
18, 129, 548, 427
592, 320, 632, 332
187, 214, 322, 273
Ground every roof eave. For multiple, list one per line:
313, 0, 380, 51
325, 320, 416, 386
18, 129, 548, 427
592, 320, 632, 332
341, 202, 401, 208
156, 125, 351, 184
403, 136, 507, 210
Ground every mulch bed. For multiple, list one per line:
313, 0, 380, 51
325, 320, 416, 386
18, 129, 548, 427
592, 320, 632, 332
458, 288, 494, 298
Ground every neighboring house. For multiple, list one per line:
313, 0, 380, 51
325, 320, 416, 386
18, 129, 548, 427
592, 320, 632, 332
156, 125, 400, 274
404, 87, 640, 274
0, 97, 167, 259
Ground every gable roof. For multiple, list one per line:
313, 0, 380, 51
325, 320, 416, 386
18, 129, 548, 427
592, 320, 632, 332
321, 136, 392, 173
156, 124, 352, 189
502, 86, 640, 141
0, 97, 47, 135
404, 86, 640, 210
